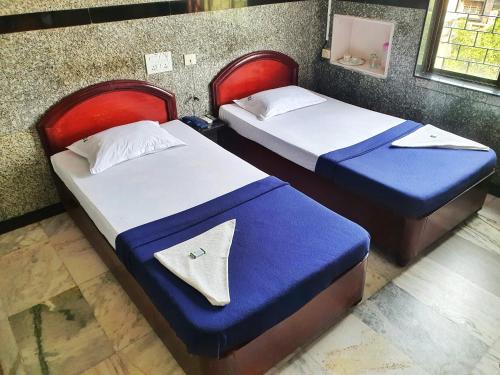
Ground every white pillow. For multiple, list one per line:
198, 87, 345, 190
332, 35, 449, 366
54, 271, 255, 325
67, 120, 185, 174
233, 85, 326, 120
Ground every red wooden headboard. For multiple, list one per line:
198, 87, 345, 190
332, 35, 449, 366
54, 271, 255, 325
37, 80, 178, 156
210, 51, 299, 115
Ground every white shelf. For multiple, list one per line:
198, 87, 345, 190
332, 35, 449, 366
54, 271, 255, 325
330, 15, 395, 79
332, 60, 386, 78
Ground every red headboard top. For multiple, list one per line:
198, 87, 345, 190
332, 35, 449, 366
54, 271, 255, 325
210, 50, 299, 115
37, 80, 178, 156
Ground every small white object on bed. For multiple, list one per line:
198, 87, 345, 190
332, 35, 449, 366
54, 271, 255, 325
391, 125, 489, 151
68, 120, 185, 174
221, 93, 404, 171
234, 85, 326, 121
51, 120, 267, 246
154, 219, 236, 306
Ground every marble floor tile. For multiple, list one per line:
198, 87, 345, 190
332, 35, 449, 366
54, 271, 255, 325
266, 348, 327, 375
80, 354, 131, 375
8, 287, 114, 375
393, 257, 500, 346
484, 194, 495, 205
364, 259, 389, 300
454, 214, 500, 257
367, 249, 405, 282
303, 315, 426, 374
0, 196, 498, 375
427, 234, 500, 298
472, 337, 500, 375
0, 223, 48, 257
40, 213, 84, 246
480, 196, 500, 228
80, 272, 152, 351
0, 242, 75, 316
52, 237, 108, 285
355, 283, 488, 375
0, 297, 27, 375
118, 332, 184, 375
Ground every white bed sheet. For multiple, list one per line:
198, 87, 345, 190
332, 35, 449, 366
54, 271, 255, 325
219, 94, 404, 171
51, 120, 267, 248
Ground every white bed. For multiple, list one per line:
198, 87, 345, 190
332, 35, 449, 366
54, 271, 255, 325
219, 94, 404, 171
51, 120, 267, 247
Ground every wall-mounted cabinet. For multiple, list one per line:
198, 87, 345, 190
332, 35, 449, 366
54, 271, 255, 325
330, 15, 395, 79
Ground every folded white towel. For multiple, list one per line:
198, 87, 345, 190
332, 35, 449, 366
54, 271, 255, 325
154, 219, 236, 306
392, 125, 489, 151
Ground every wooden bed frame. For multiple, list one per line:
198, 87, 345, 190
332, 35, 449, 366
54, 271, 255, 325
37, 79, 367, 375
210, 51, 493, 266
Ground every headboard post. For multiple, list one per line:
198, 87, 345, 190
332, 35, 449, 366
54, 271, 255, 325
37, 80, 178, 157
210, 51, 299, 115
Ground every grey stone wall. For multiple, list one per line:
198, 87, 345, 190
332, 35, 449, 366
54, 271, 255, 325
0, 1, 324, 220
1, 0, 498, 222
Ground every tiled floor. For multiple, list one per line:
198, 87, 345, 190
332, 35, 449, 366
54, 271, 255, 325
0, 196, 499, 375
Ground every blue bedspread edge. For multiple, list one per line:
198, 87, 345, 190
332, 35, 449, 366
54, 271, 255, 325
315, 121, 496, 217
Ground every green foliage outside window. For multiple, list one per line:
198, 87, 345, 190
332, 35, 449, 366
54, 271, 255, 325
486, 49, 500, 64
436, 14, 500, 80
450, 28, 477, 46
458, 46, 487, 62
475, 31, 500, 49
443, 59, 469, 72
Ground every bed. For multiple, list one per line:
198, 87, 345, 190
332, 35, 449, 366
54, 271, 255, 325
210, 50, 496, 265
37, 80, 370, 375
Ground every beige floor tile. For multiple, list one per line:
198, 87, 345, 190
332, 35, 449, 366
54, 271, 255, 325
480, 196, 500, 227
53, 236, 108, 285
80, 354, 132, 375
367, 249, 406, 282
484, 194, 495, 205
266, 348, 327, 375
455, 214, 500, 257
9, 287, 114, 375
0, 297, 26, 375
0, 223, 48, 257
40, 212, 84, 246
427, 234, 500, 298
0, 319, 26, 375
118, 332, 184, 375
0, 195, 497, 375
80, 272, 152, 351
0, 242, 75, 316
304, 315, 427, 374
472, 337, 500, 375
364, 260, 389, 300
393, 257, 500, 346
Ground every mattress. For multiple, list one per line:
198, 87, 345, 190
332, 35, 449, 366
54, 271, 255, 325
51, 120, 267, 247
219, 94, 404, 171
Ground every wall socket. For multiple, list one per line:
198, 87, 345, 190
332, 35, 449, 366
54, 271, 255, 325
184, 54, 197, 66
145, 51, 173, 75
321, 48, 331, 59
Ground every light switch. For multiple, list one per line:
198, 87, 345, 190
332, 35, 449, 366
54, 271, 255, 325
145, 51, 173, 75
184, 54, 197, 66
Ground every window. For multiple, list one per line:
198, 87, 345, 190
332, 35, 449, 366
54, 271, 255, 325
418, 0, 500, 89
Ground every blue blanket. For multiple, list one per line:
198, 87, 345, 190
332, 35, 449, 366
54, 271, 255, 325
116, 176, 369, 357
316, 121, 496, 218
